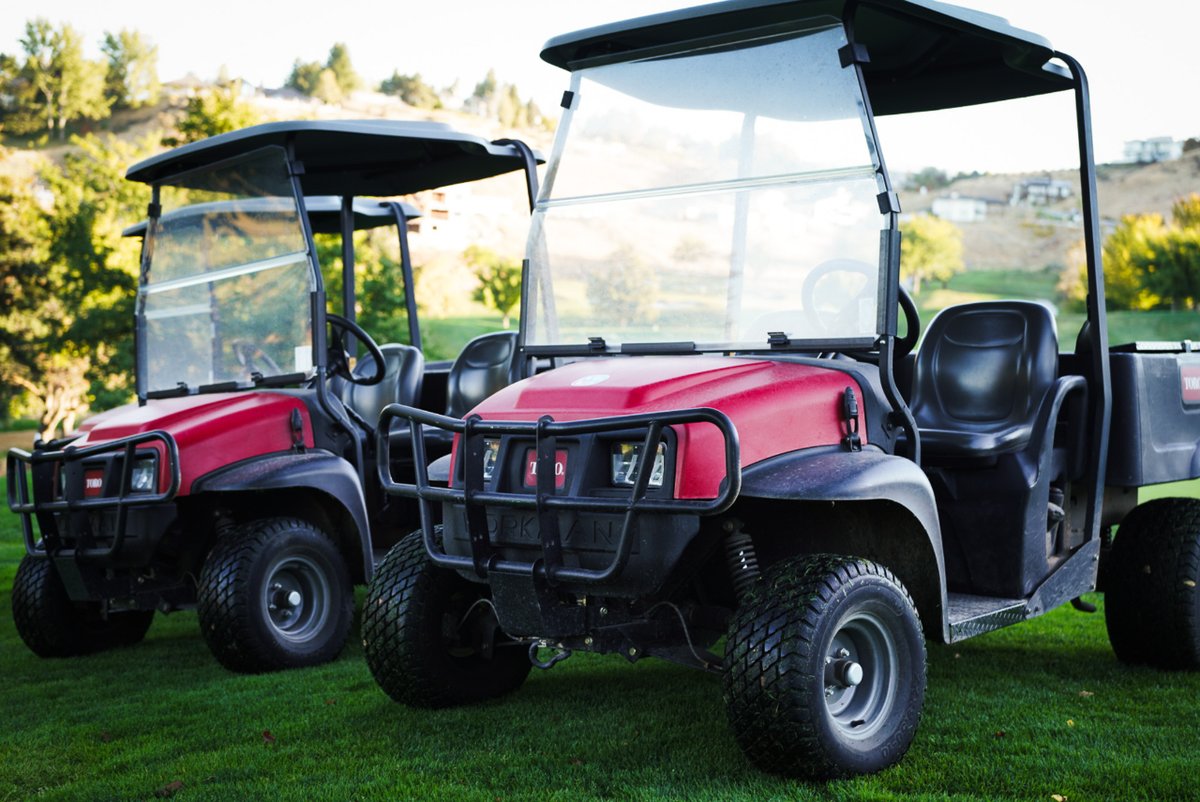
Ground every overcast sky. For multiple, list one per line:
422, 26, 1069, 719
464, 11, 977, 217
2, 0, 1197, 172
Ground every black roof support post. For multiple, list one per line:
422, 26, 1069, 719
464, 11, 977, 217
340, 195, 357, 355
1057, 51, 1111, 546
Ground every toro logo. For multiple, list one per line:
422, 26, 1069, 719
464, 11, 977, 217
83, 472, 104, 498
523, 448, 568, 489
1182, 364, 1200, 405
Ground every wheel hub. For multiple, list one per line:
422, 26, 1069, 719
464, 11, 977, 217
262, 555, 331, 643
823, 609, 899, 740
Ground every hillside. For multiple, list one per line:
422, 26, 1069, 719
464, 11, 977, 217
898, 153, 1200, 272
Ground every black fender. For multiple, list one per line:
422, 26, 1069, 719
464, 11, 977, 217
740, 447, 949, 641
192, 450, 373, 581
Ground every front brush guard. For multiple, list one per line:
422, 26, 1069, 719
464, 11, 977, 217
377, 405, 740, 585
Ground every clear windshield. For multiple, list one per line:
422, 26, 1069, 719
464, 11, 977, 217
525, 23, 888, 350
138, 147, 314, 392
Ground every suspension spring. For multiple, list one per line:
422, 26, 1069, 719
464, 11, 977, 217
723, 522, 760, 600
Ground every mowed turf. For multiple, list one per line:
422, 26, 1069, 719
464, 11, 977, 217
3, 476, 1200, 802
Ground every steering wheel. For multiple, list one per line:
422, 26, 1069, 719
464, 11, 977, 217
230, 340, 283, 377
800, 258, 878, 335
895, 285, 920, 359
799, 259, 921, 359
326, 313, 386, 386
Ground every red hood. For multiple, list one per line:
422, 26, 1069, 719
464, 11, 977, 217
471, 356, 865, 498
75, 393, 314, 495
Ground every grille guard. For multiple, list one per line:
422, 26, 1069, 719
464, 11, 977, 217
377, 404, 741, 585
6, 430, 181, 558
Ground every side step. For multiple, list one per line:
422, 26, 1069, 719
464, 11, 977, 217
947, 593, 1027, 642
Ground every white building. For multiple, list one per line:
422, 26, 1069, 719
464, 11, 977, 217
1010, 177, 1073, 206
932, 193, 989, 223
1123, 137, 1183, 164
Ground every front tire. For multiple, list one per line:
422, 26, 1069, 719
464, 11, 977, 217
723, 554, 926, 778
197, 518, 354, 673
363, 529, 531, 708
12, 556, 153, 657
1105, 498, 1200, 669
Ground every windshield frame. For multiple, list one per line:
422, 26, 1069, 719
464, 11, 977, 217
134, 145, 325, 400
520, 18, 898, 358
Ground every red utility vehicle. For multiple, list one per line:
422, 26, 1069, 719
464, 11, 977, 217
7, 120, 538, 672
363, 0, 1200, 779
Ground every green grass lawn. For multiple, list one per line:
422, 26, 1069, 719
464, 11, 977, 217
3, 475, 1200, 801
917, 269, 1200, 348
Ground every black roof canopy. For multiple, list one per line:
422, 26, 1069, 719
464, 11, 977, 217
127, 120, 538, 194
540, 0, 1073, 115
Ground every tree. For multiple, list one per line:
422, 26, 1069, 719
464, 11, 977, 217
465, 245, 522, 328
324, 43, 360, 95
378, 71, 442, 109
285, 59, 324, 96
39, 133, 159, 419
0, 170, 55, 422
101, 29, 160, 109
1172, 193, 1200, 230
313, 69, 343, 105
1137, 227, 1200, 310
176, 80, 261, 143
903, 167, 950, 192
586, 244, 658, 328
899, 214, 964, 294
13, 19, 110, 139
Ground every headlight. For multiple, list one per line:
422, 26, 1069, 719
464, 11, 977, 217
481, 439, 501, 481
130, 457, 157, 493
610, 442, 666, 488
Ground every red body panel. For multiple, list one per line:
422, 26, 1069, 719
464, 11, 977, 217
470, 357, 866, 499
74, 393, 315, 495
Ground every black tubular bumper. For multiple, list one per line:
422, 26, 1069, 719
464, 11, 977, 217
377, 405, 741, 585
6, 431, 181, 559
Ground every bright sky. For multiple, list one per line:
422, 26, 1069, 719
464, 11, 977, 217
3, 0, 1198, 172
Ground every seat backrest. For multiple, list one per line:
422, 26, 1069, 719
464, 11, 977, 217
445, 331, 519, 418
910, 301, 1058, 455
340, 344, 424, 429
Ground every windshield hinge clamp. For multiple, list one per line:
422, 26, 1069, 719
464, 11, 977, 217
146, 202, 161, 219
839, 43, 871, 68
767, 331, 790, 349
561, 90, 576, 109
877, 191, 901, 215
587, 336, 607, 352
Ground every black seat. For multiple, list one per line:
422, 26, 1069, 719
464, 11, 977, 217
390, 331, 519, 459
339, 344, 424, 430
908, 300, 1087, 598
445, 331, 520, 418
910, 301, 1060, 458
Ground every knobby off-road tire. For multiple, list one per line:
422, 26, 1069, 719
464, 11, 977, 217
197, 518, 354, 673
723, 554, 926, 779
12, 556, 153, 657
363, 529, 531, 708
1105, 498, 1200, 669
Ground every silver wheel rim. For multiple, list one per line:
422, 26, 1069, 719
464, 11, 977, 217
263, 554, 331, 644
823, 607, 899, 741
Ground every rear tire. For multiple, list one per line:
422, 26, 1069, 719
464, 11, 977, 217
723, 554, 925, 778
197, 518, 354, 673
12, 556, 153, 657
1105, 498, 1200, 669
363, 529, 531, 708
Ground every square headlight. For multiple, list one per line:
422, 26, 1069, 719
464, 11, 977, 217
481, 439, 501, 481
130, 457, 157, 493
610, 442, 666, 488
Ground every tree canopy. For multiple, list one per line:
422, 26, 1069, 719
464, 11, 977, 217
899, 214, 965, 294
5, 19, 110, 139
465, 245, 522, 328
101, 29, 160, 110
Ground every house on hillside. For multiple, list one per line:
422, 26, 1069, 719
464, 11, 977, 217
1010, 176, 1073, 206
1123, 137, 1183, 164
931, 193, 990, 223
